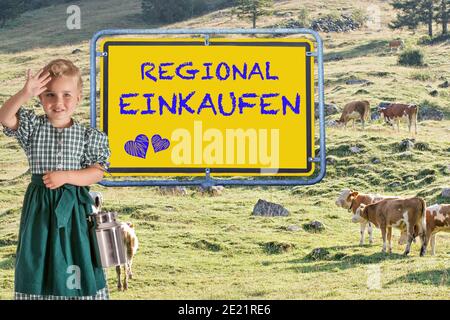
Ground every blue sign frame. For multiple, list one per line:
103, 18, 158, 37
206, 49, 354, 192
90, 28, 326, 187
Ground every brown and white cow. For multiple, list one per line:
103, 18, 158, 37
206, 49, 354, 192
425, 204, 450, 255
378, 103, 418, 134
354, 197, 427, 256
336, 100, 371, 130
389, 39, 405, 51
335, 189, 400, 245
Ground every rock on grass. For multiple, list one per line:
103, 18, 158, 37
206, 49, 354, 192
305, 248, 347, 261
442, 188, 450, 198
262, 241, 295, 254
252, 199, 289, 217
305, 248, 331, 261
158, 186, 188, 196
286, 225, 301, 232
398, 139, 415, 152
192, 240, 223, 252
303, 221, 325, 233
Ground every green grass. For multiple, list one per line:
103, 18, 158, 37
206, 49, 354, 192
0, 0, 449, 300
2, 120, 448, 300
409, 71, 434, 81
0, 1, 150, 54
324, 39, 389, 61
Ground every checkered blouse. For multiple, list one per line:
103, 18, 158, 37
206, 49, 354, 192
2, 107, 110, 174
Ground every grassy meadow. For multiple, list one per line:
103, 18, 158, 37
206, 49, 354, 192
0, 0, 449, 299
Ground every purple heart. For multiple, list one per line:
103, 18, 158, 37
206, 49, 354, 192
151, 134, 170, 153
124, 134, 149, 159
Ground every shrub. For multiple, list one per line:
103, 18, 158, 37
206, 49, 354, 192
430, 34, 450, 44
420, 99, 441, 109
417, 34, 450, 45
351, 8, 368, 27
0, 233, 17, 247
417, 35, 432, 45
416, 168, 436, 179
398, 48, 425, 67
297, 8, 310, 27
414, 142, 431, 151
326, 9, 341, 21
0, 0, 27, 28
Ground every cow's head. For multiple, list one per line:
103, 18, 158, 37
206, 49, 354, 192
336, 189, 358, 210
352, 204, 366, 223
407, 104, 418, 112
377, 106, 388, 115
334, 118, 345, 127
398, 231, 408, 245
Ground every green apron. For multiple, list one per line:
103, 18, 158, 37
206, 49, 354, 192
15, 174, 106, 297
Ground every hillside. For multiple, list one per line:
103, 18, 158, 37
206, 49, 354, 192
0, 0, 449, 299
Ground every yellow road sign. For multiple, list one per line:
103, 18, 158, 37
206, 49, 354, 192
100, 38, 315, 176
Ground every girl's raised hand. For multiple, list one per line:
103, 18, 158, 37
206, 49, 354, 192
22, 69, 52, 99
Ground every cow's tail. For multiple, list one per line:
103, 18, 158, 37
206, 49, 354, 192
414, 104, 419, 123
417, 197, 428, 256
418, 198, 427, 236
364, 100, 371, 122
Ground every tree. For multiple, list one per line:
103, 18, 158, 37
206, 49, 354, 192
25, 0, 75, 11
390, 0, 437, 37
142, 0, 192, 23
0, 0, 26, 28
233, 0, 273, 28
422, 0, 436, 37
436, 0, 449, 34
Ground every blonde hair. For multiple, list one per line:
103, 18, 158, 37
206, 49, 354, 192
43, 59, 82, 91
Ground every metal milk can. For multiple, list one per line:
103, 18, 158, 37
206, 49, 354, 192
89, 192, 127, 268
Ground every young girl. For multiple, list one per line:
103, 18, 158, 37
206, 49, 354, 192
0, 59, 111, 300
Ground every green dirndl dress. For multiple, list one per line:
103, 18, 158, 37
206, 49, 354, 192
14, 175, 109, 300
3, 107, 111, 300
